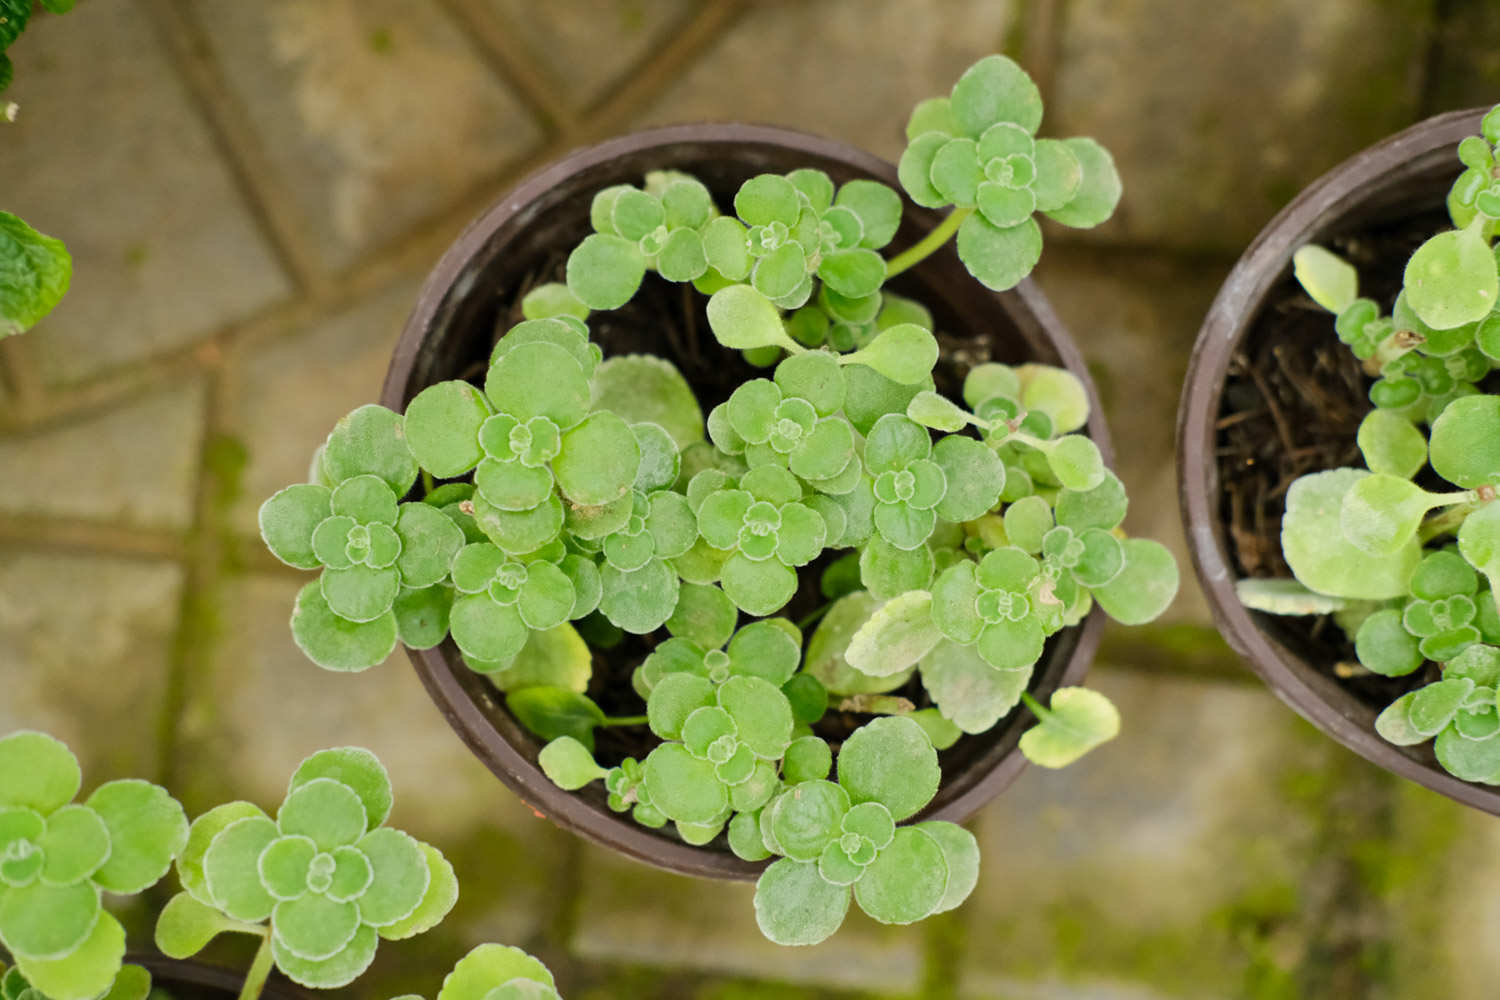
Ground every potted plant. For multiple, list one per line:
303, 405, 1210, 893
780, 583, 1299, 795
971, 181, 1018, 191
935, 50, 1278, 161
1178, 104, 1500, 811
258, 55, 1179, 944
0, 730, 460, 1000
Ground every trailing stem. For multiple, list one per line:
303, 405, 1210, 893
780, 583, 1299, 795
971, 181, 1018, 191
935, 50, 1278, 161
884, 206, 974, 279
237, 931, 275, 1000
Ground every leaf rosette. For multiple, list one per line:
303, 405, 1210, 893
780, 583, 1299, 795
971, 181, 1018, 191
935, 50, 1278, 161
695, 465, 829, 615
415, 943, 561, 1000
0, 732, 187, 1000
633, 619, 802, 699
566, 175, 717, 308
162, 748, 456, 989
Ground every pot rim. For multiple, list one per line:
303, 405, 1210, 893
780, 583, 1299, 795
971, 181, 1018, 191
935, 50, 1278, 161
385, 122, 1110, 878
1176, 106, 1500, 813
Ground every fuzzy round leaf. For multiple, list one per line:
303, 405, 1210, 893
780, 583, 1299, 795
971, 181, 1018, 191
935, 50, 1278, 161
957, 213, 1042, 292
610, 188, 664, 242
354, 828, 429, 928
326, 847, 374, 905
589, 355, 704, 452
0, 879, 98, 960
846, 325, 938, 386
720, 619, 800, 687
321, 565, 400, 624
898, 132, 950, 208
837, 716, 940, 820
516, 561, 575, 631
701, 216, 752, 281
666, 582, 738, 650
1354, 409, 1426, 481
202, 816, 279, 921
492, 318, 597, 375
818, 249, 886, 299
729, 812, 771, 862
641, 744, 728, 825
753, 242, 808, 300
852, 826, 948, 925
1435, 726, 1500, 782
0, 732, 80, 815
473, 459, 553, 513
648, 673, 718, 741
929, 138, 982, 207
485, 342, 590, 431
929, 561, 983, 644
402, 382, 493, 478
1030, 139, 1084, 212
1404, 229, 1498, 330
921, 639, 1031, 733
1431, 394, 1500, 488
976, 615, 1044, 671
783, 736, 834, 784
976, 182, 1037, 229
1292, 245, 1359, 314
450, 594, 528, 663
717, 553, 795, 617
155, 891, 237, 960
858, 534, 932, 601
1042, 436, 1104, 491
1281, 470, 1420, 600
1340, 474, 1436, 556
834, 180, 902, 249
769, 781, 850, 862
1043, 138, 1122, 229
1016, 364, 1090, 434
906, 391, 970, 433
566, 234, 645, 311
865, 414, 931, 473
631, 423, 681, 494
847, 591, 944, 678
775, 351, 846, 417
1411, 550, 1478, 600
717, 676, 794, 759
270, 923, 377, 990
437, 945, 556, 1000
520, 282, 589, 322
950, 55, 1042, 136
329, 477, 397, 529
289, 748, 392, 832
81, 779, 186, 895
931, 435, 1004, 522
754, 858, 850, 947
176, 803, 266, 906
1459, 502, 1500, 584
258, 836, 316, 901
9, 910, 123, 1000
706, 284, 798, 353
1089, 538, 1178, 626
727, 380, 781, 443
322, 406, 419, 498
37, 805, 110, 887
597, 559, 680, 634
393, 584, 452, 650
277, 779, 367, 852
1019, 687, 1121, 768
377, 841, 456, 941
735, 175, 800, 227
470, 494, 565, 555
916, 821, 980, 914
538, 737, 608, 791
259, 485, 333, 571
506, 688, 606, 750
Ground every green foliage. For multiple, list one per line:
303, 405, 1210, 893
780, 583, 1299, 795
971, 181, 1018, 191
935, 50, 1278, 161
255, 52, 1170, 949
0, 732, 186, 1000
158, 747, 456, 989
1253, 105, 1500, 786
0, 212, 71, 339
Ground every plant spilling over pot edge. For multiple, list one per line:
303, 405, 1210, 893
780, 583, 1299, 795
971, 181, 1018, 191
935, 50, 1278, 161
259, 55, 1179, 946
1240, 104, 1500, 786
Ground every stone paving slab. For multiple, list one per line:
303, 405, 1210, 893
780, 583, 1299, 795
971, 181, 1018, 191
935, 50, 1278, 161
569, 844, 926, 995
960, 665, 1384, 998
0, 378, 206, 530
483, 0, 693, 113
636, 0, 1022, 163
0, 551, 182, 783
223, 276, 418, 536
1048, 0, 1433, 255
1, 0, 293, 386
191, 0, 543, 274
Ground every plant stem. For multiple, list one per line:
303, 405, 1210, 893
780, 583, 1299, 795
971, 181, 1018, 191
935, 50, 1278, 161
797, 600, 835, 631
1019, 692, 1048, 721
601, 714, 648, 727
237, 931, 275, 1000
885, 206, 974, 279
1421, 500, 1480, 543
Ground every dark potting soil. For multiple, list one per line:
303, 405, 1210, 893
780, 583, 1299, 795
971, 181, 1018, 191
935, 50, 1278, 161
477, 256, 1021, 772
1215, 207, 1457, 709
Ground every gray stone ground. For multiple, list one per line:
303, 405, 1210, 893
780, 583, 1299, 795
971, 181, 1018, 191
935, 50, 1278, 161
2, 1, 1498, 997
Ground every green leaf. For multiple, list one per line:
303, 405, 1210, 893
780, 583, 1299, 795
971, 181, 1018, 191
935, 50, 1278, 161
202, 816, 279, 921
505, 688, 607, 752
720, 553, 798, 617
1339, 474, 1445, 555
84, 779, 187, 894
485, 623, 592, 693
0, 879, 98, 960
846, 591, 943, 678
1040, 435, 1105, 491
470, 494, 565, 555
837, 716, 941, 821
376, 841, 456, 941
259, 485, 333, 571
841, 324, 937, 385
290, 748, 392, 831
1292, 245, 1358, 313
0, 213, 71, 338
437, 944, 556, 1000
11, 912, 123, 1000
666, 582, 738, 650
1090, 538, 1178, 625
949, 55, 1042, 136
98, 964, 150, 1000
1016, 363, 1090, 434
1030, 139, 1083, 212
956, 213, 1042, 291
931, 435, 1004, 522
1042, 138, 1122, 229
291, 581, 398, 672
647, 673, 717, 741
402, 381, 493, 478
555, 411, 640, 507
807, 591, 916, 695
1430, 394, 1500, 488
1459, 502, 1500, 589
598, 558, 680, 634
1019, 687, 1120, 767
322, 405, 419, 497
754, 858, 850, 946
176, 802, 266, 906
836, 180, 903, 249
641, 744, 728, 824
277, 778, 367, 851
907, 391, 970, 433
590, 356, 705, 452
920, 639, 1031, 733
818, 249, 886, 299
1356, 410, 1427, 479
1280, 470, 1420, 601
354, 827, 430, 928
918, 821, 980, 913
852, 826, 948, 925
706, 284, 801, 353
37, 805, 110, 886
521, 282, 590, 322
0, 731, 80, 814
538, 737, 609, 791
154, 891, 241, 959
718, 676, 795, 758
898, 133, 951, 208
566, 233, 645, 311
1435, 725, 1500, 782
270, 923, 377, 989
860, 533, 935, 601
735, 174, 801, 226
393, 585, 452, 650
1404, 228, 1498, 330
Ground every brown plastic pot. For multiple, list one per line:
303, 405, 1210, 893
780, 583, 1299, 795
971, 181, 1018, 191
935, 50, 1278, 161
1177, 107, 1500, 814
383, 123, 1111, 879
127, 955, 304, 1000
